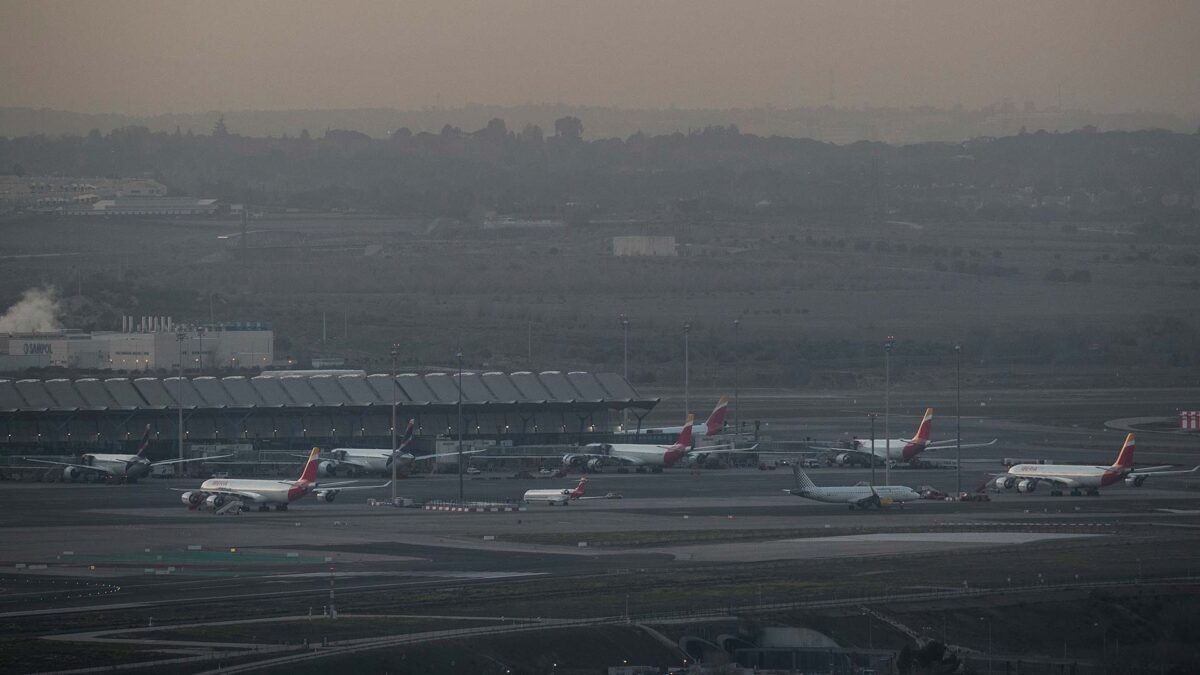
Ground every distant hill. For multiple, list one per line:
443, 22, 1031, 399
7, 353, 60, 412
1, 104, 1196, 145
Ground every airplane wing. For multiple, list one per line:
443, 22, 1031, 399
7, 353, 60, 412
1028, 475, 1076, 487
571, 453, 646, 466
1130, 465, 1200, 478
150, 454, 234, 467
689, 444, 759, 455
850, 487, 883, 509
290, 454, 373, 471
318, 480, 392, 490
925, 439, 999, 450
410, 448, 488, 461
804, 445, 876, 457
23, 458, 116, 475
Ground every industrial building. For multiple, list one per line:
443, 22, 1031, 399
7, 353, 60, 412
612, 235, 677, 257
0, 317, 273, 372
0, 371, 658, 455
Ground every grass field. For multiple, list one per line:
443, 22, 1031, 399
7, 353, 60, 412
2, 212, 1197, 389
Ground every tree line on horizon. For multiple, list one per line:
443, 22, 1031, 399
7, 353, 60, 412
2, 118, 1199, 223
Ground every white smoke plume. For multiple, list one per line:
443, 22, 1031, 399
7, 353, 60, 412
0, 287, 62, 333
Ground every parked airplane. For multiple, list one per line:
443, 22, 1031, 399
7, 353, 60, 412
178, 447, 390, 512
308, 420, 482, 476
785, 465, 921, 510
809, 408, 996, 467
563, 415, 696, 472
523, 477, 588, 505
991, 433, 1199, 496
615, 396, 729, 438
25, 425, 229, 482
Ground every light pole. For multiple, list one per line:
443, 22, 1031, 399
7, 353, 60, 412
884, 335, 894, 486
457, 351, 464, 504
620, 315, 629, 430
390, 343, 399, 504
176, 331, 185, 469
955, 343, 962, 496
733, 318, 740, 436
683, 322, 692, 416
868, 412, 878, 486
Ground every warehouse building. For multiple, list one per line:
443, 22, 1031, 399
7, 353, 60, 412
0, 371, 658, 455
1, 318, 273, 372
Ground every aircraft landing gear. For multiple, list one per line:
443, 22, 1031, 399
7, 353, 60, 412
1070, 489, 1082, 496
274, 504, 288, 511
258, 504, 271, 512
1086, 488, 1100, 496
1050, 490, 1063, 496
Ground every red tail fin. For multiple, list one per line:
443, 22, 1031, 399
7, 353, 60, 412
571, 477, 588, 498
1112, 434, 1135, 468
134, 424, 152, 457
299, 447, 321, 482
705, 397, 729, 436
399, 419, 415, 451
912, 408, 933, 443
674, 414, 696, 449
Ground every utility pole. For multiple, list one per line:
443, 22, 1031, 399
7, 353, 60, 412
868, 412, 878, 486
683, 322, 692, 416
733, 318, 740, 436
176, 332, 185, 469
955, 343, 962, 496
390, 343, 399, 505
884, 336, 894, 486
457, 351, 464, 504
620, 315, 629, 430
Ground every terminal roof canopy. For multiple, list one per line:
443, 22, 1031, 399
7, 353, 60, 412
0, 372, 654, 412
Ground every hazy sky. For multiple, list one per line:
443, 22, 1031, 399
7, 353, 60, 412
2, 0, 1198, 115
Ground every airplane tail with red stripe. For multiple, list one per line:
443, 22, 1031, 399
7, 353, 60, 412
912, 407, 933, 443
299, 447, 321, 482
900, 408, 934, 460
704, 397, 729, 436
398, 419, 416, 452
674, 414, 696, 449
134, 425, 152, 457
1111, 433, 1135, 469
570, 477, 588, 499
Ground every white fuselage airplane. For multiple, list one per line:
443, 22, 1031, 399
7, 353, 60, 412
564, 415, 696, 472
178, 448, 390, 512
523, 477, 588, 505
811, 408, 996, 466
26, 426, 228, 482
785, 465, 921, 510
315, 420, 480, 476
615, 396, 729, 438
993, 433, 1199, 496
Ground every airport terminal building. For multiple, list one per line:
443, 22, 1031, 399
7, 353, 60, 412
0, 370, 658, 456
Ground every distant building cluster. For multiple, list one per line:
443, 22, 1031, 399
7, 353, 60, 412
612, 235, 677, 257
0, 176, 166, 208
0, 176, 226, 216
0, 316, 273, 372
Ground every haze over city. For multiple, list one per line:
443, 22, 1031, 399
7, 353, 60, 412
2, 0, 1199, 116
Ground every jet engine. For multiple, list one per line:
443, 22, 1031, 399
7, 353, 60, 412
1016, 479, 1037, 493
205, 494, 226, 509
586, 458, 605, 471
180, 491, 204, 507
315, 490, 337, 502
318, 461, 338, 477
833, 453, 853, 466
63, 466, 81, 480
1125, 475, 1146, 488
